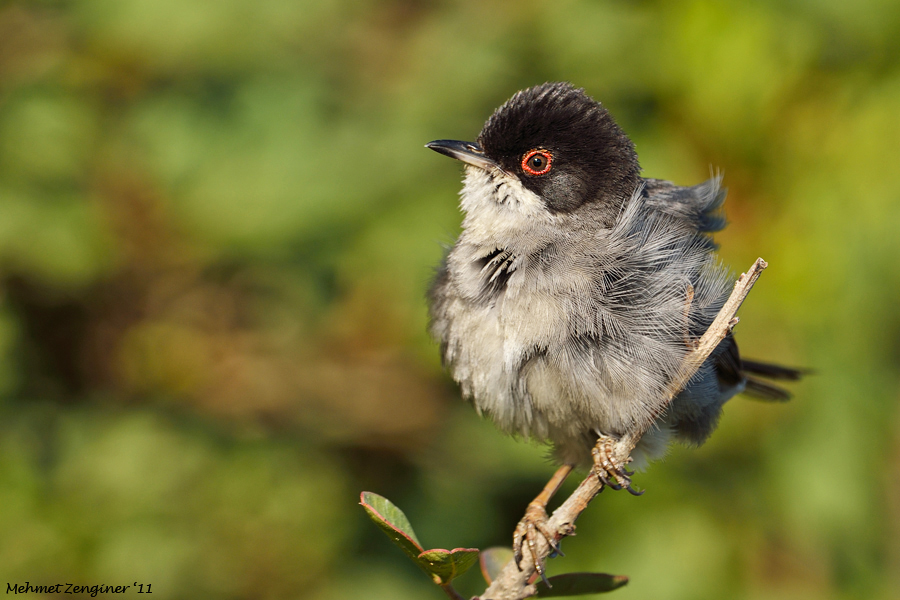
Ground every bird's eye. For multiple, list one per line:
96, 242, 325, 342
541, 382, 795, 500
521, 150, 553, 176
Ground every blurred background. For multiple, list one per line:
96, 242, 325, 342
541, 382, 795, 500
0, 0, 898, 598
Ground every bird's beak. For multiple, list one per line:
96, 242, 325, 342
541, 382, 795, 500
425, 139, 501, 172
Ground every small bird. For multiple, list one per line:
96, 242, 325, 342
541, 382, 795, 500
426, 82, 800, 579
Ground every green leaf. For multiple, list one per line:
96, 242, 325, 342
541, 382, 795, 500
479, 546, 514, 584
360, 491, 424, 563
360, 492, 479, 585
417, 547, 480, 584
536, 572, 629, 597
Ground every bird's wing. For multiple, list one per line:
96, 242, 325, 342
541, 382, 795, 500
642, 175, 727, 234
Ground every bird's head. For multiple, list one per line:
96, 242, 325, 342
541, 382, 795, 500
427, 82, 641, 220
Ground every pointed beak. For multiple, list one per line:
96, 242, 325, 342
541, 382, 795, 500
425, 139, 501, 172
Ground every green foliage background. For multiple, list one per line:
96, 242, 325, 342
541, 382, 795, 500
0, 0, 898, 598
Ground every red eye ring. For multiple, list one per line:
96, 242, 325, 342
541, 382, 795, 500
521, 149, 553, 176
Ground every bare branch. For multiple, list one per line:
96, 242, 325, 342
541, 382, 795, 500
480, 258, 768, 600
441, 583, 466, 600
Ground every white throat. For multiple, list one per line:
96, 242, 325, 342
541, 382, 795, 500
458, 167, 559, 248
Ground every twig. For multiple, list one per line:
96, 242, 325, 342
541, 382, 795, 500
441, 583, 466, 600
479, 258, 768, 600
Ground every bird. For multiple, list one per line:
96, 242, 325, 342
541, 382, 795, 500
425, 82, 801, 580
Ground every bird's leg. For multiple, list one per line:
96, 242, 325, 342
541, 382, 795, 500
512, 463, 574, 585
591, 433, 644, 496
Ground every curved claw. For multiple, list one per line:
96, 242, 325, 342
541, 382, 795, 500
625, 484, 645, 496
591, 433, 644, 495
513, 502, 564, 586
605, 478, 623, 491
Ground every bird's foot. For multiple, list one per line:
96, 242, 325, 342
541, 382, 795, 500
512, 500, 572, 586
591, 435, 644, 496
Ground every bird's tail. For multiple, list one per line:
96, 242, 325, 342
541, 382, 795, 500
740, 359, 807, 402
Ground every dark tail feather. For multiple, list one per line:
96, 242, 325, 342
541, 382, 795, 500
740, 359, 808, 402
741, 359, 807, 381
743, 377, 792, 402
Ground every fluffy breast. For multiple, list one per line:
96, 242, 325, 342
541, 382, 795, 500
429, 179, 731, 459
